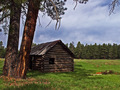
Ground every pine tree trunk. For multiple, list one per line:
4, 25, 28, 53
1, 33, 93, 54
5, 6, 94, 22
3, 2, 21, 77
18, 0, 40, 78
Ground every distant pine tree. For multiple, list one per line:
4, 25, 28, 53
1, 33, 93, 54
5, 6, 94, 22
100, 43, 108, 59
75, 41, 82, 58
69, 42, 75, 55
112, 44, 117, 59
93, 43, 99, 59
117, 45, 120, 59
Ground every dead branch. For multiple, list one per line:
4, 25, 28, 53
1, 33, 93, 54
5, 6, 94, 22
46, 20, 52, 28
49, 0, 61, 29
109, 0, 120, 15
73, 0, 88, 10
0, 14, 10, 22
38, 11, 42, 27
74, 1, 78, 10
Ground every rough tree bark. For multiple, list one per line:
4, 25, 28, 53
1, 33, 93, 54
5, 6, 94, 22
3, 1, 21, 77
17, 0, 40, 78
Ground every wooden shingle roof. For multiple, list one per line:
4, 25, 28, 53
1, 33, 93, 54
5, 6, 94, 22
30, 40, 74, 57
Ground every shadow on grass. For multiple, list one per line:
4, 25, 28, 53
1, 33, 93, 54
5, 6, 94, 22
27, 64, 102, 80
2, 64, 103, 90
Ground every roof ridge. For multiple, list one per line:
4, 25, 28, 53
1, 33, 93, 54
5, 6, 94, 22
40, 40, 61, 55
30, 40, 74, 57
39, 40, 61, 45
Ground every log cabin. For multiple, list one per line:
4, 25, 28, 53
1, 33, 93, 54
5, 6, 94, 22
29, 40, 74, 72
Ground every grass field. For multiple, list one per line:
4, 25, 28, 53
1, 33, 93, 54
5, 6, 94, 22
0, 59, 120, 90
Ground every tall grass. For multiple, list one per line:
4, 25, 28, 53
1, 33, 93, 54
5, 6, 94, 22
0, 59, 120, 90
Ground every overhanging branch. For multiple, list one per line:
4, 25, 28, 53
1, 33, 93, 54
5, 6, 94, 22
0, 14, 10, 22
109, 0, 120, 15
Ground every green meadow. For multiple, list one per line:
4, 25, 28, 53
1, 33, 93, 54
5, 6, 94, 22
0, 58, 120, 90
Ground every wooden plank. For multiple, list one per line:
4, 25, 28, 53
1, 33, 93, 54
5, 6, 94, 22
55, 62, 73, 64
44, 68, 73, 72
44, 64, 73, 66
44, 65, 73, 69
47, 52, 69, 55
44, 61, 73, 63
44, 67, 73, 70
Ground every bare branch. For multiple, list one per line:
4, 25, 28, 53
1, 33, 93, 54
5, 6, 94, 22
109, 0, 120, 15
74, 1, 78, 10
73, 0, 88, 10
46, 20, 52, 28
38, 12, 42, 27
0, 14, 10, 22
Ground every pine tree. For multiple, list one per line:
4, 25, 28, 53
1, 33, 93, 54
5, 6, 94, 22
112, 43, 117, 59
65, 43, 69, 48
100, 43, 108, 59
81, 44, 88, 59
89, 44, 94, 59
69, 42, 75, 55
0, 41, 3, 48
117, 45, 120, 59
108, 44, 113, 59
1, 0, 22, 77
80, 44, 85, 59
75, 41, 82, 58
93, 43, 99, 59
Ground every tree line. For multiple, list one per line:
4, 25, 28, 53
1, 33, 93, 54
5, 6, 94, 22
1, 41, 120, 59
67, 41, 120, 59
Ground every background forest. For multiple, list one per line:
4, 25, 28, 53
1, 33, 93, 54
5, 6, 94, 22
1, 40, 120, 59
67, 41, 120, 59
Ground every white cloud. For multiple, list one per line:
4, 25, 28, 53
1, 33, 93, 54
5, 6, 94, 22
62, 0, 119, 29
57, 0, 120, 45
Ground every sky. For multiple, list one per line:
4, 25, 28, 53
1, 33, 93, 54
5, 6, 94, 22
0, 0, 120, 47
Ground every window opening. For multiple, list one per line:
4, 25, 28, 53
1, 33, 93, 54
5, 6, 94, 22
49, 58, 55, 64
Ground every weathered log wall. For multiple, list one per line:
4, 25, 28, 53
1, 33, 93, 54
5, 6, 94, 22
43, 43, 74, 72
